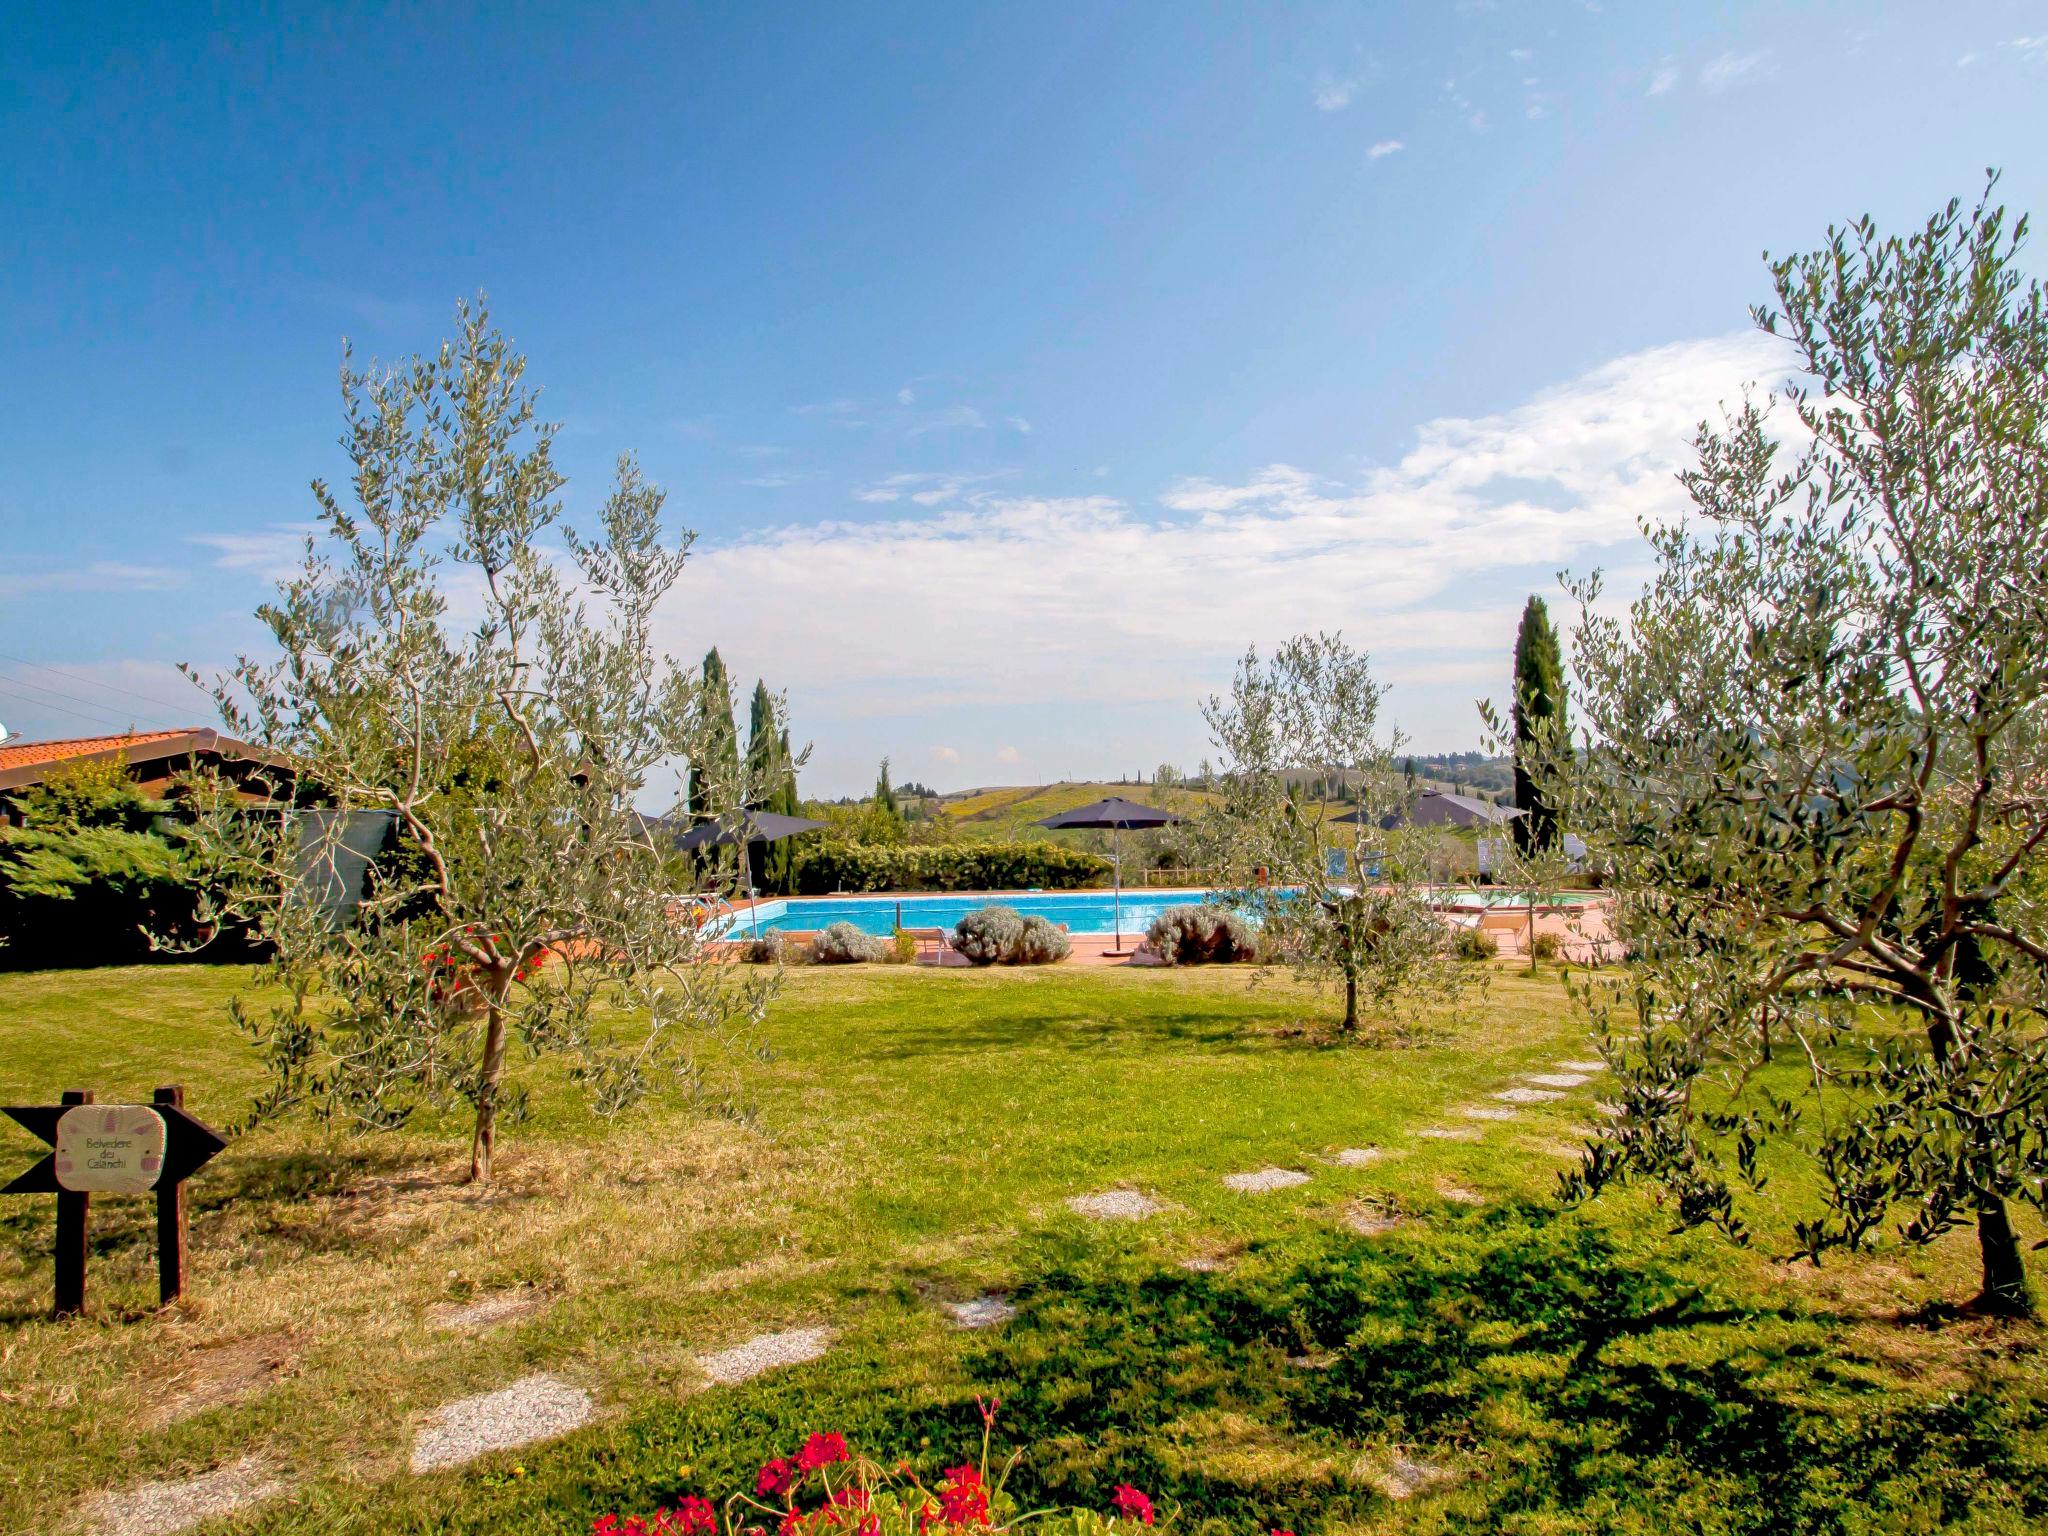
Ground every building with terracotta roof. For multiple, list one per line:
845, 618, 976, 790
0, 728, 285, 822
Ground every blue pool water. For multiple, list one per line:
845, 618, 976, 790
728, 886, 1598, 938
737, 889, 1231, 938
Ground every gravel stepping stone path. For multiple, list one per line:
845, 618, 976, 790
1333, 1147, 1386, 1167
1068, 1189, 1163, 1220
1525, 1072, 1593, 1089
410, 1373, 594, 1473
429, 1289, 549, 1331
1456, 1105, 1518, 1122
1222, 1167, 1311, 1193
697, 1326, 834, 1386
1593, 1101, 1624, 1117
943, 1295, 1017, 1330
1436, 1182, 1485, 1205
1415, 1126, 1479, 1141
84, 1457, 283, 1536
1557, 1060, 1606, 1073
1493, 1086, 1565, 1104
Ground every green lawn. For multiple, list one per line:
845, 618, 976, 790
0, 961, 2042, 1534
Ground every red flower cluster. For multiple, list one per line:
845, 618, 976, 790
917, 1464, 991, 1530
757, 1458, 799, 1498
590, 1497, 716, 1536
1111, 1485, 1156, 1526
799, 1433, 852, 1473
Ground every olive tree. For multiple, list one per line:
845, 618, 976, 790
1190, 633, 1478, 1032
181, 302, 777, 1182
1551, 185, 2048, 1314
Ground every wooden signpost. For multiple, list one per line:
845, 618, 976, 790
3, 1085, 226, 1317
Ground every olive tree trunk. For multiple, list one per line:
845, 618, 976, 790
1978, 1198, 2032, 1318
468, 965, 515, 1184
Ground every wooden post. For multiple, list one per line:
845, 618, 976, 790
154, 1086, 188, 1307
54, 1088, 92, 1318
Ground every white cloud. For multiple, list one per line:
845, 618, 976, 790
853, 471, 1006, 507
1647, 60, 1680, 95
897, 386, 916, 405
931, 745, 961, 764
1956, 51, 1978, 68
994, 746, 1022, 765
1007, 416, 1033, 434
1312, 72, 1359, 111
1508, 48, 1534, 63
2002, 36, 2047, 63
661, 331, 1796, 741
188, 525, 323, 581
1367, 139, 1405, 160
0, 561, 186, 597
905, 404, 987, 436
1700, 49, 1772, 92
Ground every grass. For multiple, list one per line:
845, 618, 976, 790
0, 961, 2043, 1533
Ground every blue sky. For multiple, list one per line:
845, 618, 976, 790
3, 3, 2045, 795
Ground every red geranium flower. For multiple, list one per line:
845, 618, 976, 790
663, 1497, 719, 1536
798, 1431, 852, 1472
1111, 1485, 1156, 1525
934, 1464, 991, 1528
757, 1457, 799, 1498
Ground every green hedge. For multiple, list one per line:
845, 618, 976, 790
792, 841, 1110, 894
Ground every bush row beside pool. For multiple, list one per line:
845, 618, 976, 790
954, 904, 1072, 964
792, 842, 1111, 895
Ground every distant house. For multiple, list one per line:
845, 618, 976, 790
1335, 789, 1527, 833
0, 728, 288, 825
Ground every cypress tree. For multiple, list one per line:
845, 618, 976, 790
744, 679, 778, 806
1511, 595, 1567, 853
689, 647, 739, 820
873, 757, 901, 822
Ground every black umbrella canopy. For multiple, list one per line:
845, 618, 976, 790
1032, 795, 1181, 831
672, 809, 827, 851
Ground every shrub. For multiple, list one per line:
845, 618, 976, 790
793, 841, 1110, 895
1452, 926, 1497, 961
1530, 931, 1563, 962
886, 926, 918, 964
811, 920, 889, 964
953, 904, 1025, 965
1144, 903, 1255, 964
1012, 913, 1071, 964
741, 933, 810, 965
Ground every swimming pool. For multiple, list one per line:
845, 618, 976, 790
725, 886, 1600, 938
733, 889, 1229, 938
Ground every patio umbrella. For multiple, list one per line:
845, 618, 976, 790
669, 809, 827, 852
1032, 796, 1182, 953
670, 810, 828, 938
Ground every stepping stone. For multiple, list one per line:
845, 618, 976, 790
1333, 1147, 1385, 1167
83, 1456, 283, 1536
1068, 1189, 1163, 1220
429, 1288, 549, 1332
1526, 1072, 1592, 1088
1436, 1182, 1484, 1205
1356, 1454, 1455, 1499
697, 1326, 833, 1386
1177, 1254, 1231, 1272
1557, 1060, 1606, 1072
1343, 1205, 1403, 1237
1222, 1167, 1311, 1193
1493, 1087, 1564, 1104
410, 1374, 593, 1473
1456, 1106, 1518, 1122
1415, 1126, 1479, 1141
1593, 1101, 1624, 1117
943, 1295, 1016, 1330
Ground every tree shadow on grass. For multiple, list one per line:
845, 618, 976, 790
852, 1002, 1284, 1064
440, 1206, 2048, 1536
950, 1208, 2048, 1534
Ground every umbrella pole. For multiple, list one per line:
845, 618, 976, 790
1112, 824, 1124, 954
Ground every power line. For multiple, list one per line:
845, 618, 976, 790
0, 651, 201, 716
0, 683, 153, 735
